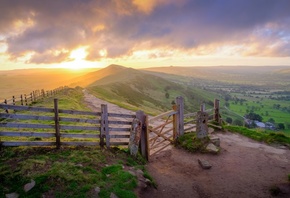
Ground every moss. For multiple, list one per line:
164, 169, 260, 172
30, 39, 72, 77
177, 132, 210, 153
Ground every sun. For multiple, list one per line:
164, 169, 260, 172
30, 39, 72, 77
70, 47, 87, 61
68, 47, 88, 69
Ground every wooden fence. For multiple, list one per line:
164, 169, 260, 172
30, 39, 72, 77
0, 96, 221, 160
0, 99, 135, 148
2, 86, 66, 108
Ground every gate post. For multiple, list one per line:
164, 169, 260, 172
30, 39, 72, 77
136, 111, 149, 161
100, 104, 109, 148
214, 99, 221, 124
175, 96, 184, 136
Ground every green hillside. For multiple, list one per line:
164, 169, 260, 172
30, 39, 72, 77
85, 65, 220, 115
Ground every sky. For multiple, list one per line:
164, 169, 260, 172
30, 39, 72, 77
1, 0, 290, 70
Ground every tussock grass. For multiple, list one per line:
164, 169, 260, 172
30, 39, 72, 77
0, 147, 146, 198
176, 132, 210, 153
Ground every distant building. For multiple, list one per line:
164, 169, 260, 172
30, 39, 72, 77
254, 121, 265, 128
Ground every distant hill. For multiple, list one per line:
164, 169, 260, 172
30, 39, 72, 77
0, 68, 98, 100
142, 66, 290, 87
83, 65, 219, 114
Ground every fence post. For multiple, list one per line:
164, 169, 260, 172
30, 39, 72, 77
214, 99, 220, 124
12, 96, 15, 105
172, 104, 178, 140
136, 111, 148, 161
20, 95, 23, 106
100, 104, 109, 148
54, 99, 61, 149
200, 103, 205, 112
24, 94, 27, 105
4, 99, 8, 113
30, 93, 33, 103
175, 96, 184, 136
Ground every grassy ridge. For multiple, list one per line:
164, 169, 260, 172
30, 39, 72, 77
224, 125, 290, 146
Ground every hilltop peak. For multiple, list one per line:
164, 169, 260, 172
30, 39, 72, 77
106, 64, 127, 70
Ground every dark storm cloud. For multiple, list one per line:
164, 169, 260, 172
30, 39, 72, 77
1, 0, 290, 63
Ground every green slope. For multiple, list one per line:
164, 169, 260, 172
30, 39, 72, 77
85, 65, 220, 115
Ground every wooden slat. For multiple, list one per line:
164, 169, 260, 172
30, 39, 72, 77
0, 122, 54, 129
151, 137, 173, 150
149, 128, 173, 143
184, 119, 196, 125
0, 131, 55, 137
110, 142, 128, 145
184, 125, 196, 132
60, 117, 100, 124
60, 125, 100, 131
184, 112, 197, 118
151, 120, 173, 132
205, 108, 214, 113
150, 143, 171, 156
0, 104, 54, 113
148, 110, 176, 123
61, 141, 99, 146
109, 134, 130, 138
59, 109, 99, 116
60, 133, 100, 138
1, 141, 55, 146
0, 113, 54, 121
150, 129, 173, 143
109, 127, 131, 132
207, 123, 222, 129
108, 120, 132, 125
108, 113, 135, 118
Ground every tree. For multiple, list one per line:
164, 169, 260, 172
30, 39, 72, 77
268, 118, 275, 124
277, 123, 285, 130
245, 112, 263, 122
233, 119, 243, 126
226, 117, 233, 124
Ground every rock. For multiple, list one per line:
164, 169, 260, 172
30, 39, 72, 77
136, 169, 144, 176
206, 143, 219, 154
5, 193, 19, 198
94, 187, 100, 194
128, 170, 136, 176
24, 179, 35, 192
198, 159, 212, 169
75, 164, 83, 167
110, 192, 118, 198
210, 137, 220, 147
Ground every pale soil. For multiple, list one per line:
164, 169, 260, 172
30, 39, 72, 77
83, 90, 290, 198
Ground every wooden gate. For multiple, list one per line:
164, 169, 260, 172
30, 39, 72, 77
145, 97, 184, 158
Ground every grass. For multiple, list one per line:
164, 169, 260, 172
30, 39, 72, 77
0, 147, 147, 198
176, 132, 211, 153
224, 125, 290, 146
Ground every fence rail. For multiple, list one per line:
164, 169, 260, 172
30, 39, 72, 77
0, 95, 222, 160
0, 99, 136, 148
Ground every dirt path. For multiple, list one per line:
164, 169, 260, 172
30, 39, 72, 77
83, 90, 290, 198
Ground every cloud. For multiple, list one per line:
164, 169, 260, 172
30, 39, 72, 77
0, 0, 290, 64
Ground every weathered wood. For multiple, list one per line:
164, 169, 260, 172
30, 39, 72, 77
108, 120, 132, 125
54, 99, 61, 149
184, 112, 197, 118
1, 141, 55, 146
108, 112, 135, 119
150, 143, 171, 156
108, 127, 131, 132
176, 96, 184, 136
100, 104, 109, 148
148, 110, 176, 123
60, 125, 100, 131
60, 133, 100, 138
196, 111, 208, 139
150, 129, 173, 143
0, 104, 54, 113
214, 99, 221, 124
59, 109, 99, 116
0, 131, 55, 137
0, 123, 54, 129
110, 142, 128, 145
184, 119, 196, 125
172, 104, 177, 140
151, 135, 173, 150
0, 113, 54, 121
20, 95, 23, 106
184, 125, 196, 132
149, 128, 173, 143
200, 103, 205, 112
151, 120, 173, 132
136, 111, 148, 160
12, 96, 15, 105
61, 141, 99, 146
128, 118, 142, 156
24, 94, 28, 105
60, 117, 100, 124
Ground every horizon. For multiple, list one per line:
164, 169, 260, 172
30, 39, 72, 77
1, 0, 290, 70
